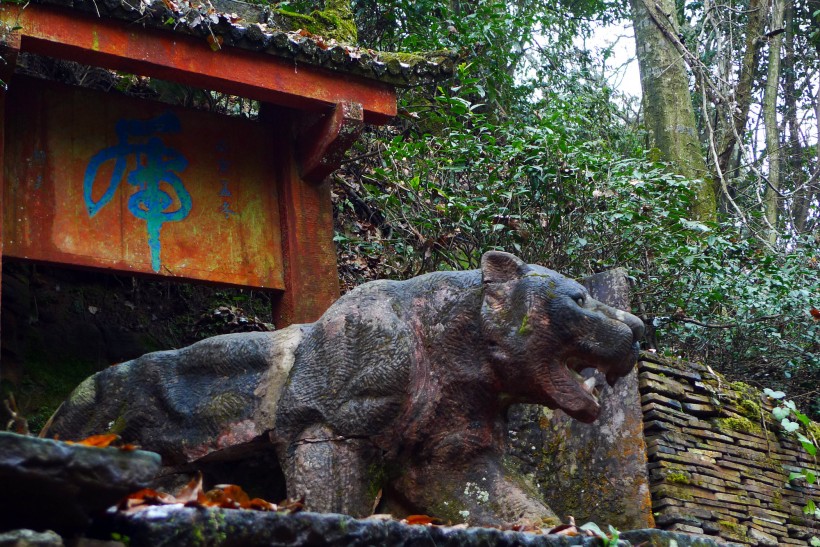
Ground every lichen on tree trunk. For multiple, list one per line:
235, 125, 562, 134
629, 0, 717, 222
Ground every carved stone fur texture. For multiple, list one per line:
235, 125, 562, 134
50, 251, 644, 527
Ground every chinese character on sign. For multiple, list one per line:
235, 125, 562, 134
83, 112, 192, 272
83, 112, 191, 272
215, 140, 240, 219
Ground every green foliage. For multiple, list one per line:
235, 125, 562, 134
334, 0, 818, 418
764, 389, 819, 543
579, 521, 619, 546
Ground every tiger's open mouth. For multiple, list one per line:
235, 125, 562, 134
558, 343, 639, 422
570, 367, 601, 401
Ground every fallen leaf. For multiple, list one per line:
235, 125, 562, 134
118, 488, 177, 514
278, 497, 305, 514
404, 515, 436, 525
66, 433, 120, 448
245, 498, 276, 511
175, 473, 204, 504
810, 307, 820, 321
547, 523, 579, 536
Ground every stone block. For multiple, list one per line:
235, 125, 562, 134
682, 392, 714, 404
641, 392, 683, 411
639, 372, 686, 399
682, 403, 721, 417
715, 492, 761, 507
749, 507, 790, 522
750, 517, 787, 535
689, 473, 726, 489
654, 511, 704, 528
747, 526, 779, 546
717, 520, 749, 543
701, 520, 722, 534
644, 420, 674, 433
683, 428, 733, 443
647, 444, 679, 457
639, 360, 702, 382
668, 523, 704, 534
645, 409, 691, 428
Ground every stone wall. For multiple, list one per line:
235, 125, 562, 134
639, 353, 819, 545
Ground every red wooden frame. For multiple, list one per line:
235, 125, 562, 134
0, 3, 396, 327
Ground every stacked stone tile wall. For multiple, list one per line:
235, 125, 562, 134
638, 353, 819, 545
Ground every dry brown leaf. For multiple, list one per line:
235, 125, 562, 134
245, 498, 276, 511
66, 433, 120, 448
278, 497, 305, 514
404, 515, 437, 525
175, 473, 204, 504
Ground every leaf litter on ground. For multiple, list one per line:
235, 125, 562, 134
116, 472, 304, 515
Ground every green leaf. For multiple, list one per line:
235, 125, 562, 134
789, 471, 805, 482
782, 419, 800, 433
810, 536, 820, 547
579, 522, 606, 537
764, 388, 786, 399
800, 441, 817, 457
804, 499, 817, 515
772, 407, 790, 421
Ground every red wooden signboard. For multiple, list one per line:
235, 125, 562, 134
4, 76, 285, 289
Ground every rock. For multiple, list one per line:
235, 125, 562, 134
0, 529, 63, 547
88, 507, 738, 547
0, 432, 161, 535
620, 529, 745, 546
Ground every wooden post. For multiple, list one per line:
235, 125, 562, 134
0, 27, 20, 358
263, 105, 340, 327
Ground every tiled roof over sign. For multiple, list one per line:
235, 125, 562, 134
24, 0, 458, 87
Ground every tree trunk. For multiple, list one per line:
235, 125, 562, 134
716, 0, 765, 181
629, 0, 717, 222
783, 2, 811, 234
762, 0, 786, 244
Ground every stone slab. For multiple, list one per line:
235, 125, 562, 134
0, 432, 161, 534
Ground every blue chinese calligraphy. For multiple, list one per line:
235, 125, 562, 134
215, 139, 240, 219
84, 112, 191, 273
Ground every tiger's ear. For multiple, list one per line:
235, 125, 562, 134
481, 251, 527, 283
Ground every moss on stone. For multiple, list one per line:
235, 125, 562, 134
107, 412, 128, 436
772, 490, 784, 510
736, 398, 762, 419
309, 0, 357, 42
518, 314, 531, 336
728, 380, 752, 393
201, 392, 246, 421
807, 421, 820, 441
717, 519, 749, 542
366, 463, 387, 501
271, 0, 357, 43
665, 471, 690, 484
716, 415, 762, 435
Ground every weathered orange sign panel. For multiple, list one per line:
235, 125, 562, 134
4, 77, 285, 289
